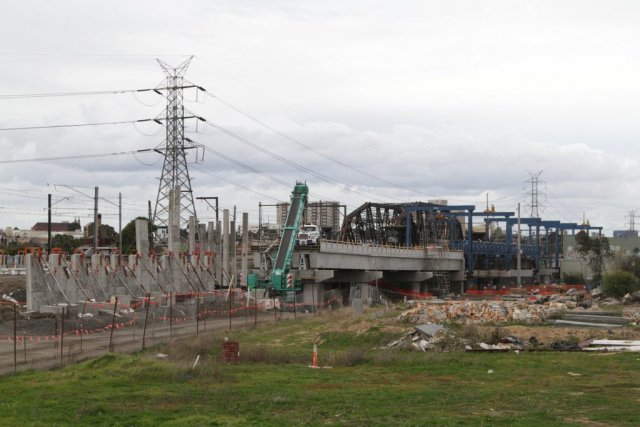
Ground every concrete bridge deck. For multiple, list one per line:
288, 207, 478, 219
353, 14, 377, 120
293, 241, 465, 285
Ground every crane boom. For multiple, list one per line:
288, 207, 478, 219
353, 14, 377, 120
248, 181, 308, 292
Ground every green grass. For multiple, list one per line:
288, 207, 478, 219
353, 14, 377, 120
2, 313, 640, 426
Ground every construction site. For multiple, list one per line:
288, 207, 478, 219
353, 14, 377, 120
2, 58, 640, 378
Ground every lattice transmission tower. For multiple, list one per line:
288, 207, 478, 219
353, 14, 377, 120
525, 170, 545, 218
626, 209, 639, 231
152, 57, 198, 242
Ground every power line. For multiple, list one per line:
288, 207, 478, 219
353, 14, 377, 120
200, 87, 427, 198
198, 143, 340, 202
200, 145, 291, 189
190, 164, 280, 202
0, 85, 200, 100
0, 88, 147, 99
200, 118, 401, 203
0, 118, 157, 132
0, 148, 156, 164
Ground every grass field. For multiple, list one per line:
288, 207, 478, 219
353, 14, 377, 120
1, 309, 639, 426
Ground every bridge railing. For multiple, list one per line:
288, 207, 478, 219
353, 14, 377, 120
319, 240, 464, 258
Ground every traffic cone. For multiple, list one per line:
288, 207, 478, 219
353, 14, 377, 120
312, 344, 318, 368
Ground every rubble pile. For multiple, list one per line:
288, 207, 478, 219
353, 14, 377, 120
386, 324, 448, 351
399, 300, 567, 325
623, 309, 640, 322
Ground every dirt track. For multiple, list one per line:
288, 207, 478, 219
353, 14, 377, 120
0, 309, 289, 375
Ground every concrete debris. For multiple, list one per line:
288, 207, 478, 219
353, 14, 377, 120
552, 320, 623, 328
623, 291, 640, 304
475, 341, 517, 352
98, 309, 121, 317
415, 323, 445, 337
622, 309, 640, 323
399, 300, 566, 325
555, 310, 631, 328
549, 341, 582, 351
600, 298, 623, 306
2, 294, 19, 305
386, 323, 447, 351
581, 339, 640, 352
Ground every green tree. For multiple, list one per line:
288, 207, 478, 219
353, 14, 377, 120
120, 217, 156, 254
602, 271, 639, 298
491, 226, 504, 241
612, 247, 640, 278
574, 231, 613, 283
85, 222, 118, 240
51, 234, 81, 254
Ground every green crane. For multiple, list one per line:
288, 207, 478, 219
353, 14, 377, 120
249, 181, 308, 292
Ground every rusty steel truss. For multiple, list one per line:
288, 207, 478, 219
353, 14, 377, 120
338, 202, 464, 247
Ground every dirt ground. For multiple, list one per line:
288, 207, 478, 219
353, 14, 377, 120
4, 274, 640, 364
477, 324, 640, 345
0, 274, 25, 299
0, 275, 26, 322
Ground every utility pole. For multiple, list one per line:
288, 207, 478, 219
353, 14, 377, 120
517, 203, 522, 287
93, 186, 99, 251
118, 193, 122, 255
47, 194, 52, 254
258, 202, 262, 246
196, 196, 219, 221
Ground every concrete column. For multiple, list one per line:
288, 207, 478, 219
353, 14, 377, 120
26, 254, 33, 311
198, 223, 206, 249
215, 220, 222, 287
188, 215, 196, 255
222, 209, 229, 287
306, 282, 329, 306
230, 220, 236, 287
135, 219, 150, 255
207, 222, 215, 254
241, 212, 248, 288
70, 254, 81, 272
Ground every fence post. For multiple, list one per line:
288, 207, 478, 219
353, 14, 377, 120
142, 293, 151, 350
254, 287, 258, 327
13, 304, 17, 373
109, 297, 118, 352
196, 292, 200, 335
169, 292, 173, 341
60, 306, 65, 364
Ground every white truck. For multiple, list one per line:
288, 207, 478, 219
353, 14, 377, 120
296, 224, 321, 245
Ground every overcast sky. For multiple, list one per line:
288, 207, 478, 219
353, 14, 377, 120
1, 0, 639, 235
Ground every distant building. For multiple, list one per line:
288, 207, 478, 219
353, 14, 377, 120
276, 200, 342, 237
613, 230, 639, 239
29, 220, 83, 244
